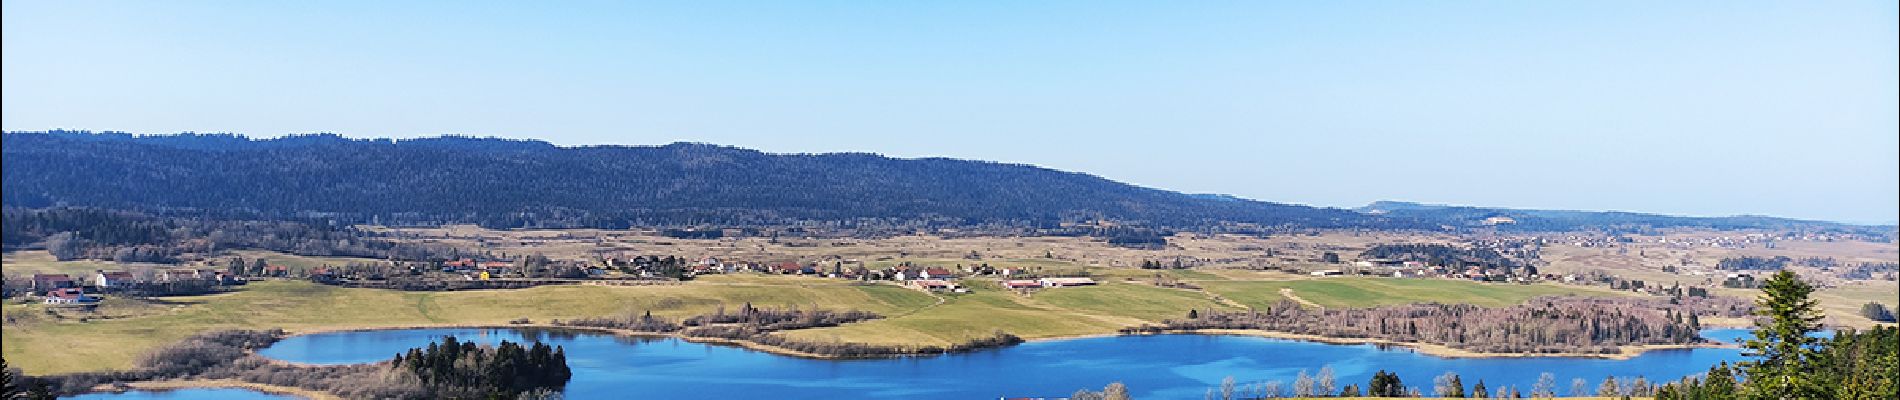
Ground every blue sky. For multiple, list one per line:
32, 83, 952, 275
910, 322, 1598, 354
4, 1, 1896, 224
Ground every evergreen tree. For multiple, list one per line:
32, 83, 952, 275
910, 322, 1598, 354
1, 357, 17, 399
1741, 270, 1825, 398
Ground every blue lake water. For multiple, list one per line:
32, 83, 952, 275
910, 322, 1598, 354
247, 328, 1764, 399
66, 388, 298, 400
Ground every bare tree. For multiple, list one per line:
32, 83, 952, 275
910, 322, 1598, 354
1531, 372, 1556, 398
1317, 365, 1337, 396
1570, 378, 1588, 397
1220, 376, 1235, 400
45, 232, 85, 260
1262, 380, 1284, 398
1629, 376, 1650, 397
1434, 371, 1463, 398
1294, 369, 1315, 398
1597, 376, 1619, 397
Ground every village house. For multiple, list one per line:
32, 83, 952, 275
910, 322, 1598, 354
1309, 269, 1344, 276
921, 267, 956, 280
770, 262, 812, 275
909, 279, 964, 293
1003, 279, 1042, 290
160, 269, 202, 282
310, 267, 339, 283
479, 261, 513, 272
94, 270, 134, 288
442, 259, 476, 271
31, 274, 76, 294
42, 288, 99, 305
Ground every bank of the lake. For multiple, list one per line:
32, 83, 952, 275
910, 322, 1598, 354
90, 380, 329, 399
256, 327, 1761, 399
1165, 329, 1727, 360
66, 386, 304, 400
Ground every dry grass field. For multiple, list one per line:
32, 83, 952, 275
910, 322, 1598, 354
3, 226, 1891, 376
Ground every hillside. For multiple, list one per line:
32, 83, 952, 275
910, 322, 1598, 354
1358, 201, 1890, 235
2, 131, 1391, 230
5, 131, 1886, 235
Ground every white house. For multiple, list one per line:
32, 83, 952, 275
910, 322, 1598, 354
95, 270, 134, 288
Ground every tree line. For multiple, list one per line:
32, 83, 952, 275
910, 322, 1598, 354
390, 336, 571, 398
1653, 271, 1897, 399
1359, 243, 1525, 269
1124, 295, 1750, 355
9, 329, 573, 399
3, 207, 458, 262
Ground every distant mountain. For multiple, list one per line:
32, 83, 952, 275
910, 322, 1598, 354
1358, 201, 1889, 233
1, 131, 1392, 230
4, 131, 1883, 235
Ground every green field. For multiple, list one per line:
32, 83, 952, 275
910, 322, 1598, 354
0, 278, 936, 375
1, 271, 1643, 376
0, 249, 390, 277
224, 250, 392, 270
2, 251, 166, 276
782, 280, 1237, 346
1200, 277, 1635, 309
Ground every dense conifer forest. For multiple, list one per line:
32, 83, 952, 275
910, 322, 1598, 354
7, 131, 1887, 236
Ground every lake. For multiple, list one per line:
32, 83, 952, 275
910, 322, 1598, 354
242, 328, 1762, 399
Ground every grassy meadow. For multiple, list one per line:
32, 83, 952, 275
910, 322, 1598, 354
0, 266, 1646, 375
5, 232, 1887, 378
0, 277, 935, 375
1200, 278, 1636, 309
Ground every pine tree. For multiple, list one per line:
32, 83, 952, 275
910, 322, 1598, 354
1, 356, 17, 399
1742, 270, 1825, 398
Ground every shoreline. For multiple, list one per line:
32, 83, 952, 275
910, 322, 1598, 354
279, 323, 1732, 363
280, 323, 941, 361
1113, 329, 1729, 360
87, 379, 338, 400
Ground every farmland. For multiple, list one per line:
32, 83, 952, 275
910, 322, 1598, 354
3, 227, 1893, 377
5, 266, 1633, 375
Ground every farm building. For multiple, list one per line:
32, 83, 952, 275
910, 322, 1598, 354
30, 274, 75, 294
42, 288, 99, 305
94, 270, 134, 288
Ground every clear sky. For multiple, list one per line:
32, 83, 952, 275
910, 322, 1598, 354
4, 1, 1896, 224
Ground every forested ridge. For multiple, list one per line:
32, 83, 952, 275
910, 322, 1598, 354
4, 131, 1888, 234
1359, 201, 1889, 237
3, 131, 1387, 231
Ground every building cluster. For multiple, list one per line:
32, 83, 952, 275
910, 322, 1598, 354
683, 256, 1096, 293
26, 268, 244, 305
1346, 259, 1544, 283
